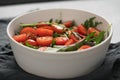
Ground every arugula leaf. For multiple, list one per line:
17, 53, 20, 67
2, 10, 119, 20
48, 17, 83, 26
20, 23, 37, 27
51, 39, 56, 47
94, 31, 105, 45
53, 32, 61, 38
49, 18, 53, 23
85, 32, 95, 42
83, 17, 102, 28
25, 41, 39, 49
57, 40, 85, 52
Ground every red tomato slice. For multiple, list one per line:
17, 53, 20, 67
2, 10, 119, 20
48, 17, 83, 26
77, 24, 87, 35
20, 27, 36, 35
69, 34, 79, 42
55, 37, 69, 45
36, 23, 49, 27
63, 21, 73, 27
36, 36, 53, 46
65, 39, 74, 46
79, 45, 91, 50
36, 28, 53, 37
53, 27, 64, 34
26, 39, 38, 46
13, 33, 27, 42
72, 26, 78, 32
40, 26, 54, 31
88, 27, 100, 36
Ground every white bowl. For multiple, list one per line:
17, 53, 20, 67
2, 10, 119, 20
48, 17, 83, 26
7, 9, 112, 79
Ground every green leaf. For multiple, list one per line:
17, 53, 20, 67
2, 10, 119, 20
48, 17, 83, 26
85, 32, 95, 42
57, 40, 85, 52
49, 18, 53, 23
20, 23, 36, 27
51, 39, 56, 47
53, 32, 61, 38
94, 31, 105, 45
83, 17, 102, 28
25, 41, 39, 49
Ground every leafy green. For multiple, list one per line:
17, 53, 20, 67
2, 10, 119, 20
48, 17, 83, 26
49, 18, 53, 23
83, 17, 102, 28
20, 23, 37, 27
55, 19, 62, 24
85, 32, 95, 42
51, 39, 56, 47
53, 32, 61, 38
25, 41, 39, 49
94, 31, 105, 45
57, 40, 85, 52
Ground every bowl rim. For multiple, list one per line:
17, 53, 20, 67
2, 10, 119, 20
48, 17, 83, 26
7, 8, 113, 55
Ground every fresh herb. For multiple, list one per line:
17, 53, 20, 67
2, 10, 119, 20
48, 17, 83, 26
51, 39, 56, 47
20, 23, 36, 27
25, 41, 39, 49
85, 32, 95, 42
57, 40, 85, 52
55, 19, 62, 24
53, 32, 61, 38
83, 17, 102, 28
94, 31, 105, 45
49, 18, 53, 23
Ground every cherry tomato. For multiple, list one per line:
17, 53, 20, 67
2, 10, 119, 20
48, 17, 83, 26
40, 25, 54, 31
36, 36, 53, 46
36, 28, 53, 37
65, 39, 74, 46
20, 27, 36, 35
77, 24, 87, 35
79, 45, 91, 50
55, 37, 69, 45
53, 27, 64, 34
69, 34, 79, 42
63, 21, 73, 27
88, 27, 100, 36
72, 26, 78, 32
36, 23, 49, 27
13, 33, 27, 42
26, 39, 38, 46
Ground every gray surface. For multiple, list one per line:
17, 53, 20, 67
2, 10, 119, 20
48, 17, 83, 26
0, 0, 120, 43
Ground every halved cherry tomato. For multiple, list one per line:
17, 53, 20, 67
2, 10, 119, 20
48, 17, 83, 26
53, 27, 64, 34
36, 28, 53, 36
65, 39, 74, 46
78, 45, 91, 50
55, 37, 69, 45
88, 27, 100, 36
20, 27, 36, 35
72, 26, 78, 32
36, 23, 49, 27
26, 39, 38, 46
13, 33, 27, 42
77, 24, 87, 35
36, 36, 53, 46
69, 34, 79, 42
63, 21, 73, 27
40, 25, 54, 31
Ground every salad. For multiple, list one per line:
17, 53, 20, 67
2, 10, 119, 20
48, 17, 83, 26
13, 17, 105, 52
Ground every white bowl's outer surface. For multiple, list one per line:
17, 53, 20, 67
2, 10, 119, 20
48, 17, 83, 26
7, 9, 112, 79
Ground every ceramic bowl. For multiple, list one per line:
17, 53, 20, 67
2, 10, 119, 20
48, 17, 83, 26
7, 9, 112, 79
